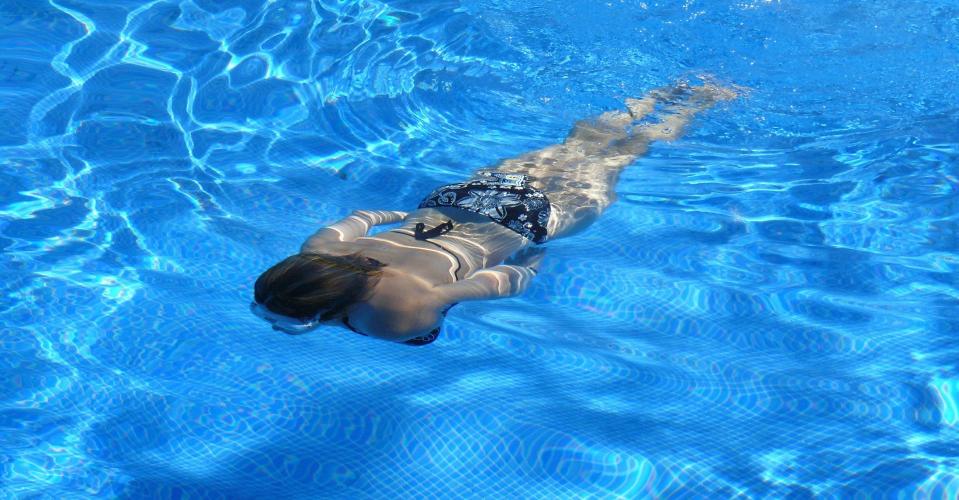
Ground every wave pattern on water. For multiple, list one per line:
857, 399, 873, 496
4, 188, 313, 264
1, 0, 957, 497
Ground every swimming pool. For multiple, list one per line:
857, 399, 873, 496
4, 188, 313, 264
2, 0, 957, 496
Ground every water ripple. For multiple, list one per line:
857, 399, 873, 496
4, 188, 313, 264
2, 0, 958, 497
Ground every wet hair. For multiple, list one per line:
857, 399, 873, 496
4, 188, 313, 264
253, 252, 386, 321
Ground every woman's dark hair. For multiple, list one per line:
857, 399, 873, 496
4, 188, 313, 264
253, 252, 386, 321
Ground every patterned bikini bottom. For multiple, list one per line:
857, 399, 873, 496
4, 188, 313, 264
417, 171, 552, 244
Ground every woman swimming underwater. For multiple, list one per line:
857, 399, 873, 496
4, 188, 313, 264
251, 81, 737, 345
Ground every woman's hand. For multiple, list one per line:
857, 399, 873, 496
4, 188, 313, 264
506, 246, 547, 273
441, 248, 545, 302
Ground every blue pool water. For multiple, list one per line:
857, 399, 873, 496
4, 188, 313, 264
2, 0, 958, 497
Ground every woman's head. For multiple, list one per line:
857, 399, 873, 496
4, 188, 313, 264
253, 252, 386, 328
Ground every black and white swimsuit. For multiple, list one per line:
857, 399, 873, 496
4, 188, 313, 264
417, 171, 551, 244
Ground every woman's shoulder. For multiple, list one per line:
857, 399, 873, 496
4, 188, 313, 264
350, 268, 449, 342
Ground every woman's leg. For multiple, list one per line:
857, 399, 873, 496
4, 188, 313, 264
491, 82, 736, 239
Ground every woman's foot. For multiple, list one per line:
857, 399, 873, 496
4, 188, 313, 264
622, 79, 740, 144
625, 96, 657, 119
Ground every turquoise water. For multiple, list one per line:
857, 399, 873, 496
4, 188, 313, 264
2, 0, 958, 497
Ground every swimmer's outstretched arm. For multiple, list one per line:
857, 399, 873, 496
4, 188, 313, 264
436, 265, 538, 302
301, 210, 407, 251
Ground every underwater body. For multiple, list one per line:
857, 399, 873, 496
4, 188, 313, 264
1, 0, 958, 497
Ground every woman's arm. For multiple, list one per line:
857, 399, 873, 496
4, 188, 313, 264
434, 264, 538, 302
300, 210, 407, 252
435, 245, 545, 302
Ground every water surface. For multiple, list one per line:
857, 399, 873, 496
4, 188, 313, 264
1, 0, 957, 497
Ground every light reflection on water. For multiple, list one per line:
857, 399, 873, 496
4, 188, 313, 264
0, 0, 957, 497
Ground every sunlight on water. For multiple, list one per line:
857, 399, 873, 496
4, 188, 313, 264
0, 0, 957, 497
